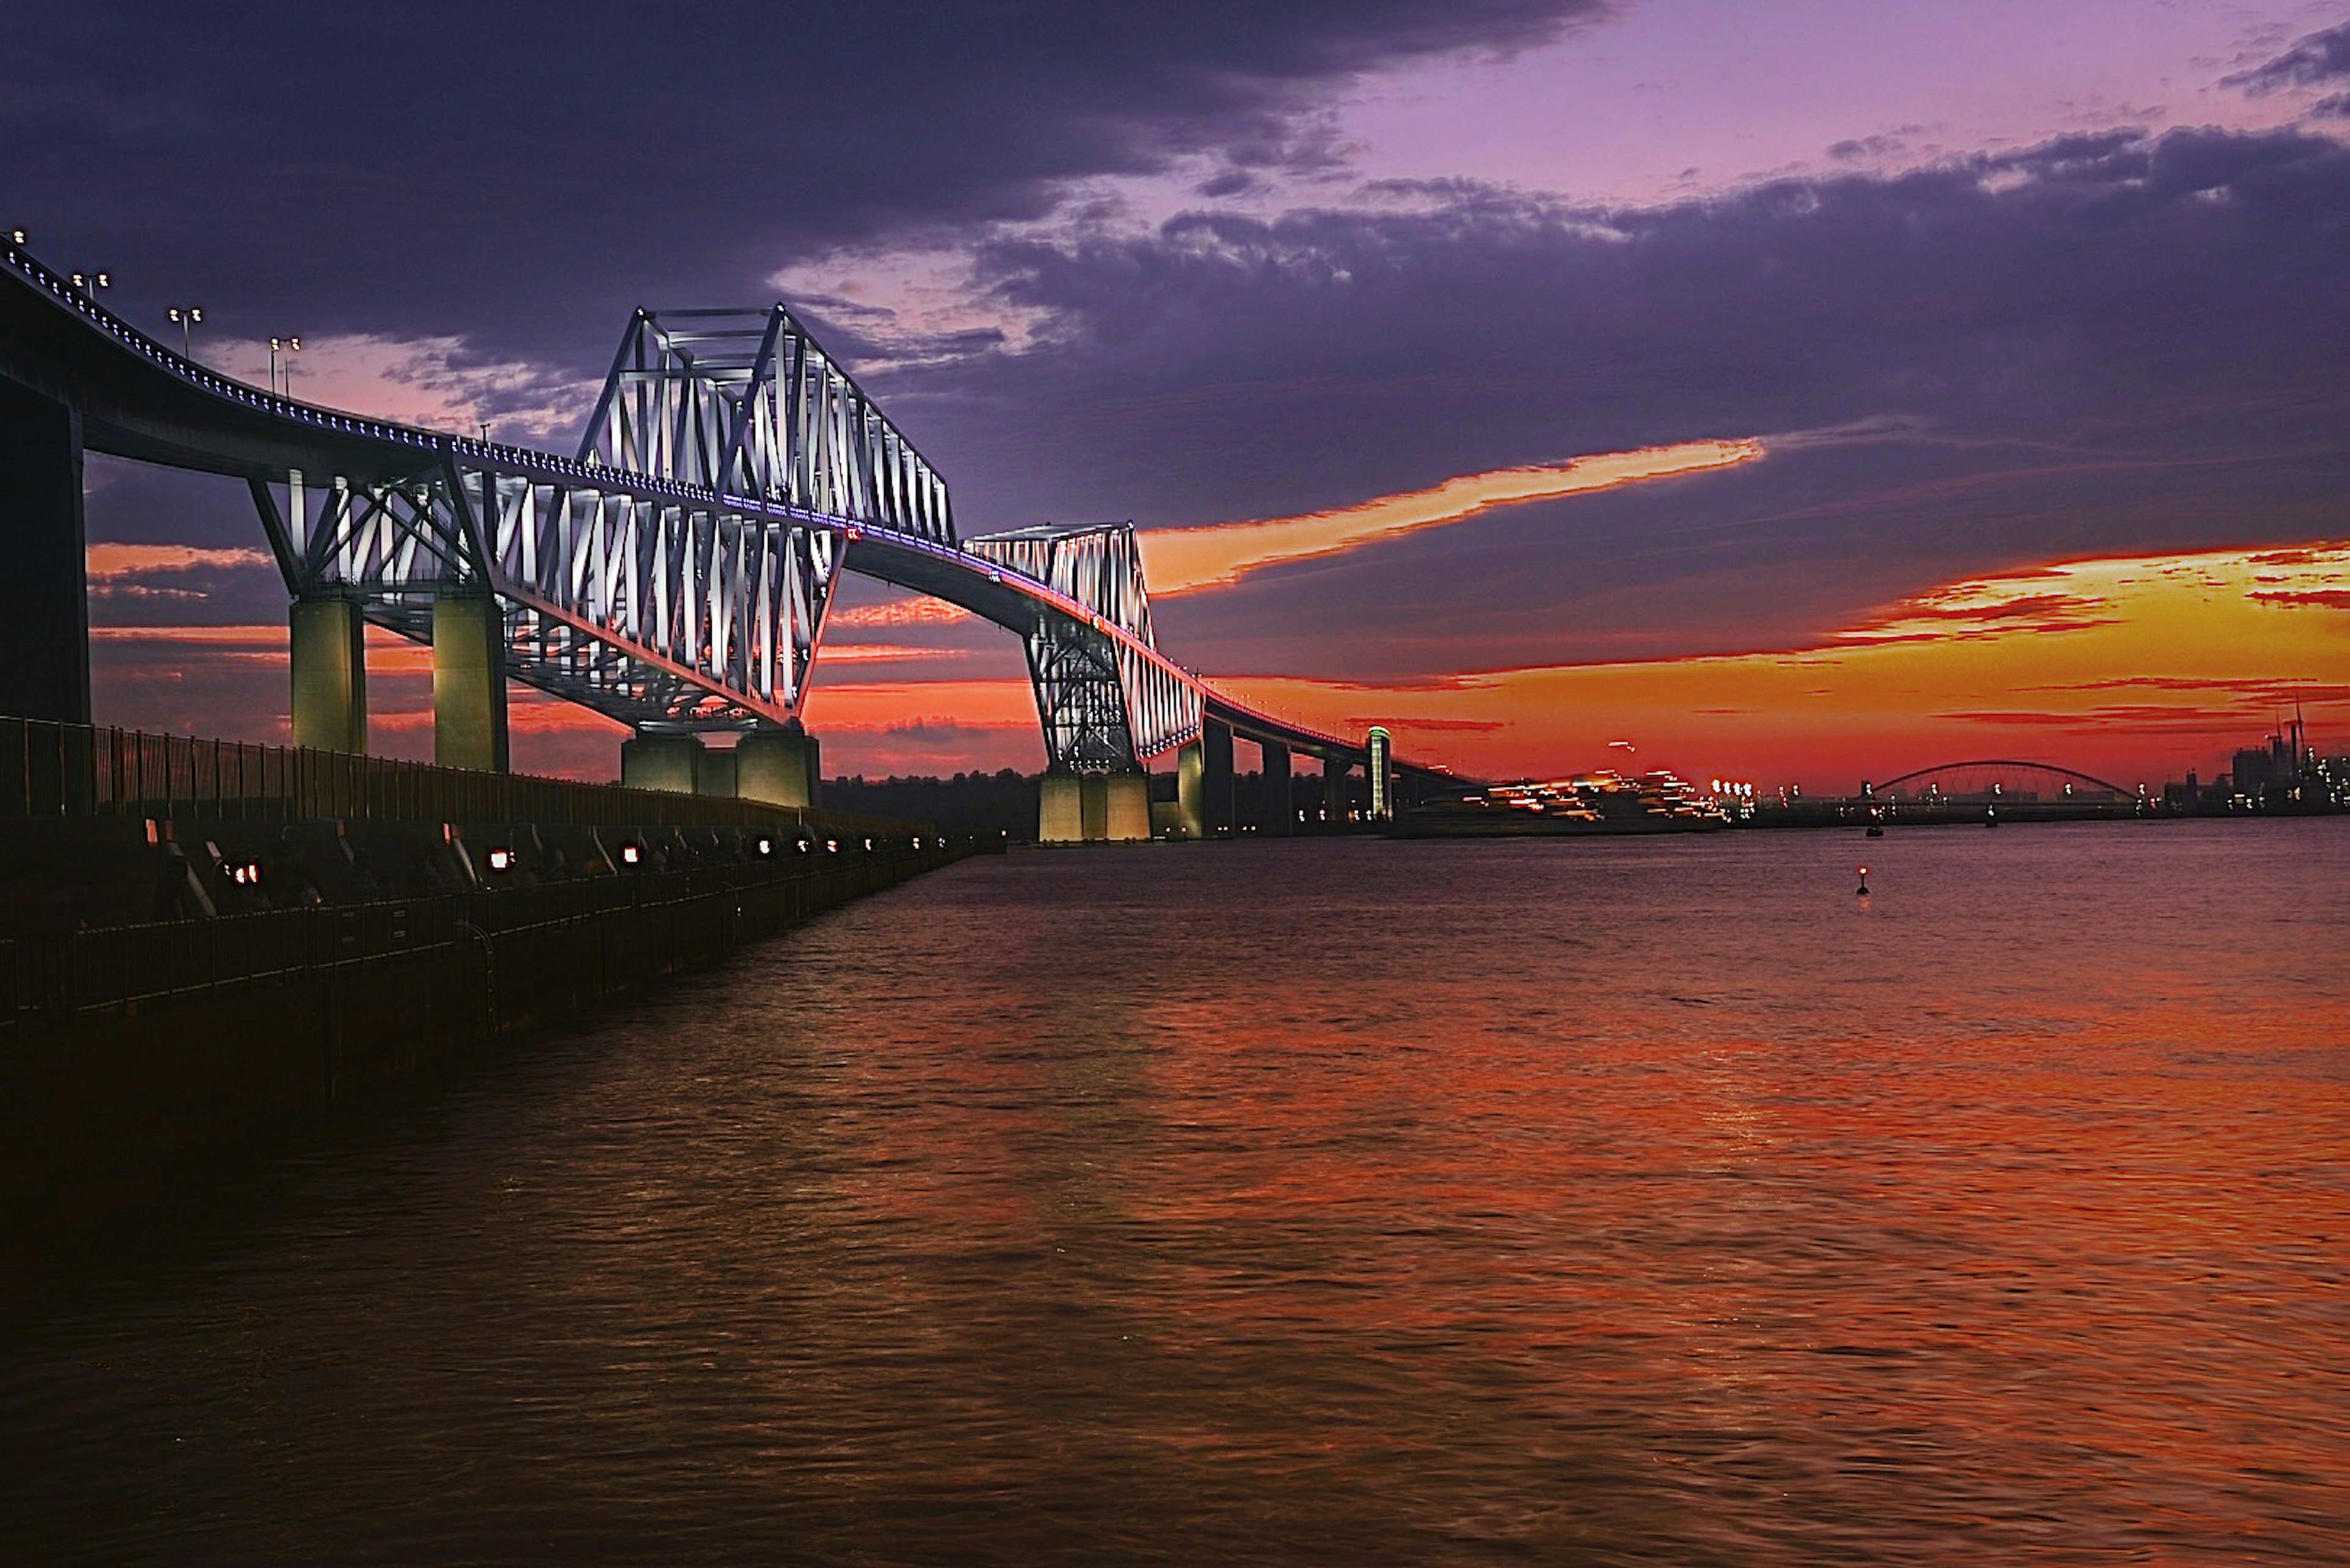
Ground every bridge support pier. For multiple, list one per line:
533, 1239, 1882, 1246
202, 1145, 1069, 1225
1176, 743, 1206, 840
432, 591, 509, 772
0, 379, 91, 724
1049, 768, 1152, 843
1102, 769, 1152, 842
694, 747, 737, 797
621, 730, 703, 794
736, 723, 819, 808
1202, 719, 1235, 837
1259, 742, 1293, 836
1323, 756, 1352, 827
1039, 767, 1085, 843
289, 597, 368, 753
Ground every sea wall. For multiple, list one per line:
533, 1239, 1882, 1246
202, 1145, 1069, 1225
1, 842, 987, 1250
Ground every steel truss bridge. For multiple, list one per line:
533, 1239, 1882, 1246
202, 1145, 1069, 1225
0, 239, 1445, 817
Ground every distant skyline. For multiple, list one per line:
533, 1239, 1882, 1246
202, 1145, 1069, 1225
16, 1, 2349, 785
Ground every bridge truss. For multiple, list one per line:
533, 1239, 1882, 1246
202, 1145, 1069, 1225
1, 237, 1383, 774
966, 523, 1203, 769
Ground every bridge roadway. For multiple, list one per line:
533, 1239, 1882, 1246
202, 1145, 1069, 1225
0, 239, 1452, 815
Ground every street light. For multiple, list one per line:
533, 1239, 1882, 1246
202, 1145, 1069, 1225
69, 269, 111, 299
268, 335, 301, 396
166, 305, 203, 360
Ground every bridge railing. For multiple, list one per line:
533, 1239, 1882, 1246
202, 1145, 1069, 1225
0, 715, 902, 832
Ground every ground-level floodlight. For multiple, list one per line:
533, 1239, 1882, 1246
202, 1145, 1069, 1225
486, 846, 514, 874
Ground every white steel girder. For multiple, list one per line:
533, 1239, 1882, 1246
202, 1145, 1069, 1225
968, 521, 1203, 767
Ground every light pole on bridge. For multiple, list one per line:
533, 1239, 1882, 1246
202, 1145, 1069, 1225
268, 334, 300, 397
166, 304, 203, 361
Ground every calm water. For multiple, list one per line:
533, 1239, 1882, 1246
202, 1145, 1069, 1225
4, 822, 2346, 1565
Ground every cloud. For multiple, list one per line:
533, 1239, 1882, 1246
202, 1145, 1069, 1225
865, 124, 2350, 681
83, 542, 277, 602
1138, 439, 1761, 593
1835, 588, 2118, 645
1191, 542, 2350, 786
86, 543, 274, 579
205, 334, 591, 441
2248, 589, 2350, 610
2223, 21, 2350, 110
3, 1, 1605, 361
826, 599, 973, 630
818, 643, 967, 663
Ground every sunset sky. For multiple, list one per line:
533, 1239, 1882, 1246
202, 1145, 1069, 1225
14, 1, 2349, 786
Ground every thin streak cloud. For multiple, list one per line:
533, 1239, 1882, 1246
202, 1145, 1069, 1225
86, 543, 274, 579
1137, 438, 1764, 594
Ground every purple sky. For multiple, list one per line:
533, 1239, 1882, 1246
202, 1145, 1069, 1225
10, 1, 2348, 780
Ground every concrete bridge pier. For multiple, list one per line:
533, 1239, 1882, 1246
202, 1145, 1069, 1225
1100, 768, 1152, 841
1040, 767, 1151, 843
1323, 755, 1352, 826
693, 747, 737, 797
0, 379, 91, 724
1259, 741, 1293, 835
1039, 767, 1085, 843
289, 597, 368, 753
432, 591, 509, 772
1177, 742, 1206, 840
1174, 721, 1237, 839
1203, 719, 1236, 836
1259, 747, 1297, 842
621, 730, 703, 793
736, 723, 820, 807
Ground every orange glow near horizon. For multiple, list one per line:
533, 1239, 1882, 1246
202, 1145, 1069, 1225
1209, 545, 2350, 788
1136, 439, 1765, 595
89, 543, 2347, 786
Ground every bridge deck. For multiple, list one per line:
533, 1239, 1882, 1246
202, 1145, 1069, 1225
1, 239, 1433, 775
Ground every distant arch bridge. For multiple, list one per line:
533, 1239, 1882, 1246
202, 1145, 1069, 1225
1863, 760, 2137, 802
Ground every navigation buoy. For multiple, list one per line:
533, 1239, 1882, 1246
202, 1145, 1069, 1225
1856, 865, 1870, 897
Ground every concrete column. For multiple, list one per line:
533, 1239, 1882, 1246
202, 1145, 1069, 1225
621, 731, 703, 794
1177, 742, 1206, 840
1079, 773, 1111, 842
432, 591, 509, 772
736, 723, 819, 808
1259, 741, 1293, 836
289, 597, 368, 753
1203, 718, 1236, 837
1039, 767, 1084, 843
1103, 769, 1152, 842
694, 746, 737, 797
0, 380, 91, 723
1323, 756, 1351, 826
